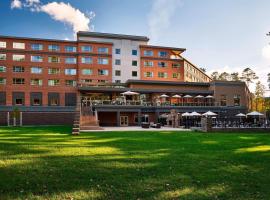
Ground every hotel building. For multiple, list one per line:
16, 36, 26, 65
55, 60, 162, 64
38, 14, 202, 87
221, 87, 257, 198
0, 32, 251, 130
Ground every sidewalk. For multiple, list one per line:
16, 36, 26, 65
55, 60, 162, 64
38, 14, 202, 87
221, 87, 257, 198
80, 126, 191, 132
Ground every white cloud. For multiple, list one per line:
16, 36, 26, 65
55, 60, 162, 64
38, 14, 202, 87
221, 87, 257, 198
10, 1, 94, 37
11, 0, 22, 9
40, 2, 92, 36
148, 0, 183, 43
262, 45, 270, 59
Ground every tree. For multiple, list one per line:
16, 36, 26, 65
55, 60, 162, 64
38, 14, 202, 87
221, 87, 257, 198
240, 68, 258, 87
254, 81, 266, 111
231, 72, 240, 81
200, 68, 206, 72
210, 71, 219, 80
218, 72, 231, 81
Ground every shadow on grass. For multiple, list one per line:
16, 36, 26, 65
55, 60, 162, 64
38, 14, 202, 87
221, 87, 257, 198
0, 127, 270, 199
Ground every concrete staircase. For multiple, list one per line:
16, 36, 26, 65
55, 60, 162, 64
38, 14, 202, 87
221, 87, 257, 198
72, 98, 103, 135
72, 107, 81, 135
80, 115, 104, 131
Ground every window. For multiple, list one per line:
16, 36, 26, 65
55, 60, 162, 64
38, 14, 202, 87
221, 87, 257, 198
234, 95, 240, 106
220, 95, 227, 106
81, 45, 92, 52
48, 79, 60, 86
81, 57, 92, 64
31, 93, 42, 106
30, 79, 42, 86
13, 78, 25, 85
48, 56, 60, 63
0, 78, 6, 85
82, 69, 93, 75
98, 80, 108, 83
81, 79, 92, 83
132, 71, 137, 77
158, 51, 167, 57
65, 69, 77, 75
13, 42, 25, 49
158, 72, 168, 78
98, 47, 109, 53
98, 69, 109, 76
172, 63, 181, 68
144, 72, 153, 78
115, 80, 121, 83
13, 66, 24, 73
48, 93, 59, 106
31, 67, 42, 74
31, 55, 43, 62
144, 61, 153, 67
132, 60, 137, 66
48, 68, 60, 74
98, 58, 109, 65
15, 98, 23, 105
65, 46, 76, 52
0, 66, 6, 72
158, 62, 167, 67
115, 70, 121, 76
13, 54, 25, 61
144, 50, 153, 56
65, 80, 76, 87
48, 44, 60, 51
0, 54, 6, 60
31, 44, 43, 50
132, 50, 137, 56
115, 48, 121, 54
172, 73, 180, 79
115, 59, 121, 65
0, 42, 6, 48
65, 57, 76, 64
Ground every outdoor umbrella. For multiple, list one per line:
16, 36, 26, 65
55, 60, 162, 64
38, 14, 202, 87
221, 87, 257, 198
182, 112, 191, 117
205, 95, 214, 98
235, 113, 246, 117
246, 111, 264, 116
172, 94, 181, 98
194, 95, 204, 98
183, 95, 193, 98
172, 94, 181, 105
246, 111, 264, 124
191, 111, 202, 116
160, 94, 169, 98
121, 91, 139, 95
202, 111, 217, 117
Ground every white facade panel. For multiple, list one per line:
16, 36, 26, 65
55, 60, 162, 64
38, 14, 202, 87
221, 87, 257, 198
79, 36, 148, 83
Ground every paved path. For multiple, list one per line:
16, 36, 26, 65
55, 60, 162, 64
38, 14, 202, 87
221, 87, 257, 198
80, 126, 191, 132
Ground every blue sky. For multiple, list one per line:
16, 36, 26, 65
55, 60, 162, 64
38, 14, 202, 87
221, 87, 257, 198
1, 0, 270, 92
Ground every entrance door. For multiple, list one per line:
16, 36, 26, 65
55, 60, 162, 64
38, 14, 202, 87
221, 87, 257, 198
120, 116, 128, 126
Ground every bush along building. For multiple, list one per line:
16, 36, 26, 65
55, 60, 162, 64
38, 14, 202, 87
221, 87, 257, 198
0, 32, 252, 131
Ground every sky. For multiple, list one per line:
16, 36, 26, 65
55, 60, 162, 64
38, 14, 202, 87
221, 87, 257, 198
1, 0, 270, 94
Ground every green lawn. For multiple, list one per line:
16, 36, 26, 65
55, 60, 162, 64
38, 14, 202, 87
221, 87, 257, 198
0, 127, 270, 200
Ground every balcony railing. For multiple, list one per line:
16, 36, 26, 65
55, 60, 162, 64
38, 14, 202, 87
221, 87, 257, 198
81, 99, 219, 107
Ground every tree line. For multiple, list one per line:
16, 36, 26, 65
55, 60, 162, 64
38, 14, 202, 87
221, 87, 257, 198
209, 68, 270, 113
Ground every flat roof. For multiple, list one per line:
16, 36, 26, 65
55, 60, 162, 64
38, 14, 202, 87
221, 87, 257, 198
0, 35, 77, 43
77, 31, 150, 42
140, 45, 186, 52
126, 79, 210, 86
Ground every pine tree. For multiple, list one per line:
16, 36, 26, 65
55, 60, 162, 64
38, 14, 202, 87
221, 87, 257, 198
240, 68, 258, 87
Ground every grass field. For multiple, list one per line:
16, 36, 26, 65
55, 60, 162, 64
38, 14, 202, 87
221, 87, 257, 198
0, 126, 270, 200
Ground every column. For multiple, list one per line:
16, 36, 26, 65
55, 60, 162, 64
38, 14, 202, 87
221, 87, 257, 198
137, 110, 141, 126
116, 111, 120, 126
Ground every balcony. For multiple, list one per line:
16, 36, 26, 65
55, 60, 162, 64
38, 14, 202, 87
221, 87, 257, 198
82, 99, 219, 107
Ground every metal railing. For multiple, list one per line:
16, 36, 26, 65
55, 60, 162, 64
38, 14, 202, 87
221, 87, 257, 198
81, 99, 219, 107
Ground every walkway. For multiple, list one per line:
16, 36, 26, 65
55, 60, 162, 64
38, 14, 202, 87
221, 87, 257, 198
80, 126, 190, 132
